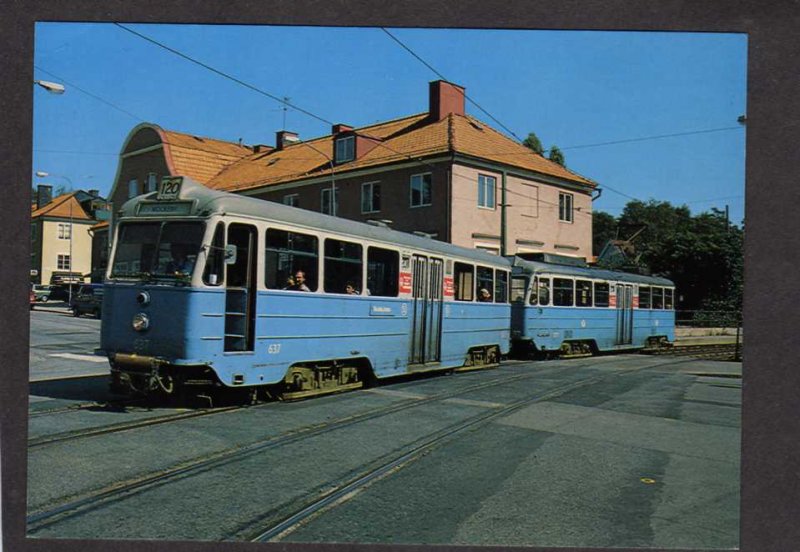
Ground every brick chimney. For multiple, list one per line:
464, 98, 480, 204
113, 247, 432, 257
36, 185, 52, 209
429, 80, 465, 121
332, 124, 353, 135
275, 130, 299, 150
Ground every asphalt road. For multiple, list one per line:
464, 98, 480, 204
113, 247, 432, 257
27, 308, 741, 548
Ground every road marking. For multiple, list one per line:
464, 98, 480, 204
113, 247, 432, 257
443, 398, 505, 409
363, 388, 428, 400
48, 353, 108, 363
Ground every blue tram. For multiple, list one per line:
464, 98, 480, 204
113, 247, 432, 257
509, 255, 675, 357
101, 176, 511, 399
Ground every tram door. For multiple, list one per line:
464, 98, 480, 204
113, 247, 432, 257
410, 255, 444, 364
224, 224, 258, 352
615, 284, 634, 345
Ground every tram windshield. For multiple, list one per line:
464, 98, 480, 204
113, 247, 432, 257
110, 221, 205, 281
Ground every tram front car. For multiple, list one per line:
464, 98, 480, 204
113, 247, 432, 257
102, 176, 235, 396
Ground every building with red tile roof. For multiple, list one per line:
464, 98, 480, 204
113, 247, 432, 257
107, 80, 597, 260
31, 189, 110, 285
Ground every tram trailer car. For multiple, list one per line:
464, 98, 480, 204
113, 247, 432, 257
509, 255, 675, 357
101, 176, 511, 400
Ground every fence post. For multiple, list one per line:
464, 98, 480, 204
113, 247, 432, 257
734, 313, 742, 362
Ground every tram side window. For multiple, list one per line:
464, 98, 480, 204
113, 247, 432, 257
494, 270, 509, 303
594, 282, 610, 307
324, 239, 363, 293
576, 279, 593, 307
265, 229, 319, 291
639, 286, 651, 309
537, 277, 551, 306
553, 278, 574, 306
665, 288, 674, 310
651, 287, 664, 309
367, 247, 399, 297
476, 266, 494, 302
511, 277, 528, 303
454, 262, 474, 301
202, 223, 225, 286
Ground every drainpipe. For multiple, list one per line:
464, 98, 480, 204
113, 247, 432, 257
500, 170, 508, 256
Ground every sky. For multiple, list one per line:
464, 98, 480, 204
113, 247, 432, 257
32, 23, 747, 224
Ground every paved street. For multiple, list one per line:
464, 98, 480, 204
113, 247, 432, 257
27, 308, 741, 548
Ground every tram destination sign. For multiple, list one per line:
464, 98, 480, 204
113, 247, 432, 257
137, 201, 193, 216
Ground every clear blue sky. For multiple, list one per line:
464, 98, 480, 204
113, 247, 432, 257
33, 23, 747, 224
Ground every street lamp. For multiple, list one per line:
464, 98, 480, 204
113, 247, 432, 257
36, 170, 75, 306
34, 80, 66, 94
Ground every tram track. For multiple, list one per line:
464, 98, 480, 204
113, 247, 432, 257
643, 343, 741, 360
27, 356, 688, 535
240, 356, 697, 542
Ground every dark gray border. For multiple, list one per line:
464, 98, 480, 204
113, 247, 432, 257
2, 1, 793, 551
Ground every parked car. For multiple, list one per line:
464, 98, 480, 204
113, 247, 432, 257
49, 283, 79, 302
30, 288, 36, 310
70, 284, 104, 318
32, 284, 54, 302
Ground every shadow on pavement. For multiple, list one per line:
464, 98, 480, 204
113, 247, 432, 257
30, 375, 116, 402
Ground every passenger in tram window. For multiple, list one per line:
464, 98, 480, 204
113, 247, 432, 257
478, 288, 492, 302
345, 282, 359, 295
285, 275, 295, 288
285, 270, 311, 292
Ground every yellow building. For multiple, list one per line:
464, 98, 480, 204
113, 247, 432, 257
30, 192, 98, 285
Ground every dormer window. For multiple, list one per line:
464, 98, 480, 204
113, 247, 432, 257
335, 136, 355, 163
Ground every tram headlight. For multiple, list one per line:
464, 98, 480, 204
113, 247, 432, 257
132, 312, 150, 332
136, 291, 151, 305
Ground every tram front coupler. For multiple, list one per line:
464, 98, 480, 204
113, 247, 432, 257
110, 353, 175, 395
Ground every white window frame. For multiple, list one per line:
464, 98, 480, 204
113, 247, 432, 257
283, 194, 299, 207
477, 174, 497, 209
128, 179, 139, 199
321, 188, 339, 216
410, 173, 432, 208
559, 191, 574, 223
335, 136, 355, 163
361, 181, 381, 214
57, 223, 72, 240
57, 254, 71, 270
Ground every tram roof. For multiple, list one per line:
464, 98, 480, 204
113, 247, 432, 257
511, 257, 675, 287
119, 176, 511, 267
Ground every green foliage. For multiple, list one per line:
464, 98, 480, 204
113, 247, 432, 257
592, 211, 618, 256
522, 132, 544, 155
548, 145, 566, 166
594, 200, 743, 313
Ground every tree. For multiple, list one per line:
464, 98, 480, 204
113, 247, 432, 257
614, 199, 743, 313
591, 211, 618, 256
548, 145, 566, 166
522, 132, 544, 155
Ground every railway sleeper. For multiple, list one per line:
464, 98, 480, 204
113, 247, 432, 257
281, 360, 367, 401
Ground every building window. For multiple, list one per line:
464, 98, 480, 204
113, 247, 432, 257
321, 188, 339, 216
283, 194, 299, 207
410, 173, 432, 207
478, 174, 496, 209
128, 179, 139, 199
335, 136, 355, 163
559, 192, 574, 223
57, 254, 71, 270
57, 223, 71, 240
145, 173, 158, 193
361, 182, 381, 213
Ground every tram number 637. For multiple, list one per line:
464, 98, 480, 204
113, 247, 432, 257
267, 343, 282, 354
